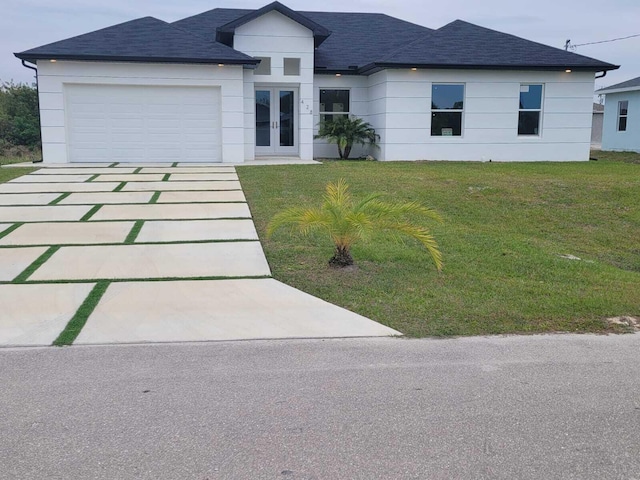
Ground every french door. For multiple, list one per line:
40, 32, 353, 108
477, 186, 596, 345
255, 87, 298, 156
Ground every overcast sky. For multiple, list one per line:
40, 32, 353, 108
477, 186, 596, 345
2, 0, 639, 91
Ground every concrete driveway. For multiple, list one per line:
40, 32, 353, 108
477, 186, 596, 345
0, 163, 399, 346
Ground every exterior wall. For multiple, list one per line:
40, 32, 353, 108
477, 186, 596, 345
374, 69, 595, 161
36, 61, 244, 163
591, 112, 603, 145
312, 75, 371, 159
234, 11, 315, 160
601, 90, 640, 152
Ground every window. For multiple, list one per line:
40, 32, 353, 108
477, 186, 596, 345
518, 84, 543, 135
254, 57, 271, 76
618, 100, 628, 132
431, 84, 464, 136
319, 89, 350, 123
284, 58, 300, 76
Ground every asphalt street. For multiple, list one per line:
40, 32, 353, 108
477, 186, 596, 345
1, 334, 639, 479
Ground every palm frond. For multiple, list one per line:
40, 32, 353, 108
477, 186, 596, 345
268, 180, 444, 271
266, 207, 329, 238
376, 220, 443, 271
364, 199, 444, 223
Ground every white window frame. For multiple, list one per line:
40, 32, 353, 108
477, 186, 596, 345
518, 84, 544, 137
319, 88, 351, 123
617, 100, 628, 132
430, 83, 465, 137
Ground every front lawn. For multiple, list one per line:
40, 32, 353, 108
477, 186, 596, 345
238, 156, 640, 337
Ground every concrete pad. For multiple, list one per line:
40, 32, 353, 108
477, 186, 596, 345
140, 167, 236, 174
0, 283, 95, 346
1, 162, 39, 168
75, 279, 400, 344
31, 168, 136, 175
0, 221, 135, 246
0, 205, 92, 222
91, 203, 251, 221
157, 191, 246, 203
122, 181, 242, 192
0, 193, 60, 206
9, 174, 93, 183
37, 163, 115, 168
168, 173, 239, 181
111, 163, 176, 168
136, 220, 258, 243
30, 242, 271, 281
58, 192, 154, 205
176, 163, 225, 167
0, 183, 121, 194
93, 174, 165, 182
0, 246, 48, 280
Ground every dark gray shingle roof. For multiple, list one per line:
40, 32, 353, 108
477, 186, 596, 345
596, 76, 640, 93
15, 17, 258, 65
15, 5, 617, 73
174, 9, 433, 72
368, 20, 617, 72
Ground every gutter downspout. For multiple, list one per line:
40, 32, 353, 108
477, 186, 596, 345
595, 71, 607, 79
20, 59, 43, 163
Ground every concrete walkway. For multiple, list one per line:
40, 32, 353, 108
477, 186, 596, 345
0, 164, 399, 346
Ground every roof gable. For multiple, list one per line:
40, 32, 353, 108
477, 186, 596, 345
367, 20, 618, 73
215, 2, 330, 47
15, 16, 258, 65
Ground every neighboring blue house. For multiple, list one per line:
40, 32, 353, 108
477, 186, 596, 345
597, 76, 640, 153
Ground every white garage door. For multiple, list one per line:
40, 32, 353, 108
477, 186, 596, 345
65, 84, 222, 163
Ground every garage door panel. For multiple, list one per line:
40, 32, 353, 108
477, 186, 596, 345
66, 85, 222, 163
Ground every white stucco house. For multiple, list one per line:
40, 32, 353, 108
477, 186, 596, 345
15, 1, 618, 164
597, 76, 640, 153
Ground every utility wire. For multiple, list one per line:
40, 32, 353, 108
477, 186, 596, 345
571, 33, 640, 48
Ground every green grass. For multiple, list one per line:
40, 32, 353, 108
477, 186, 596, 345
237, 157, 640, 337
52, 281, 110, 346
590, 149, 640, 164
0, 152, 39, 182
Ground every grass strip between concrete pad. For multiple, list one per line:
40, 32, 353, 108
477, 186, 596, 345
124, 220, 144, 244
133, 167, 142, 174
19, 275, 272, 286
162, 173, 170, 181
86, 174, 99, 182
149, 191, 161, 204
13, 245, 60, 282
49, 192, 71, 205
52, 281, 110, 346
79, 205, 102, 221
109, 163, 118, 168
113, 182, 126, 192
0, 223, 22, 240
172, 162, 178, 167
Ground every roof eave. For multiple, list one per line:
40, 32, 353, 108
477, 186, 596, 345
14, 52, 260, 66
596, 86, 640, 95
359, 62, 620, 74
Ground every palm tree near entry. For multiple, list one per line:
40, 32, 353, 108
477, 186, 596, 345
267, 179, 443, 270
315, 115, 379, 159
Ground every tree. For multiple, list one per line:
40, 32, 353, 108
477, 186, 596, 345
0, 81, 40, 149
314, 115, 379, 159
267, 179, 443, 270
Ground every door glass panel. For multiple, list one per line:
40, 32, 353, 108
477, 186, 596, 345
279, 90, 294, 147
255, 90, 271, 147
